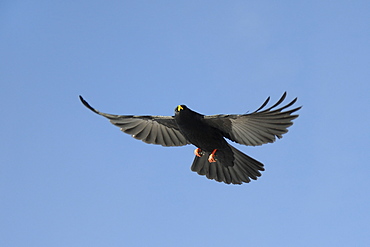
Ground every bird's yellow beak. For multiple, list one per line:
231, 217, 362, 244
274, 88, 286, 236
177, 105, 184, 111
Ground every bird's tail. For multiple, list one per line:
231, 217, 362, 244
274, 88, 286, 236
190, 145, 265, 184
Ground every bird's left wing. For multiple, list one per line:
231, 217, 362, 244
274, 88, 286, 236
79, 96, 189, 147
203, 92, 301, 146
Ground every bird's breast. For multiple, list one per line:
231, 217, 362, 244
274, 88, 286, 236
176, 117, 226, 152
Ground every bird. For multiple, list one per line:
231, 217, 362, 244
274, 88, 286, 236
79, 92, 300, 185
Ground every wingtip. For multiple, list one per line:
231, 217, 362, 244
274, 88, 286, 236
79, 95, 100, 114
79, 95, 86, 106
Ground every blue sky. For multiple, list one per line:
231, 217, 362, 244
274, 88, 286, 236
1, 1, 370, 246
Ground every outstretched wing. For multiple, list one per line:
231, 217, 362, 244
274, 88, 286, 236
204, 92, 301, 146
79, 96, 189, 147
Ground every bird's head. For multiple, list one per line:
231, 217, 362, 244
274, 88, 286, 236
175, 105, 187, 113
174, 105, 201, 119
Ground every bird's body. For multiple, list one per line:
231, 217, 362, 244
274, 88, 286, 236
79, 92, 301, 184
175, 107, 226, 151
174, 106, 234, 166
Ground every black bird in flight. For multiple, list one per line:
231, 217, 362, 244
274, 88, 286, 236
79, 92, 300, 185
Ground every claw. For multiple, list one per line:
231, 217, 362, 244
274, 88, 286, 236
208, 154, 217, 163
194, 148, 203, 157
208, 149, 217, 163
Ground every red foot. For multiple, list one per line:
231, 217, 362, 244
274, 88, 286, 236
194, 148, 203, 157
208, 149, 217, 163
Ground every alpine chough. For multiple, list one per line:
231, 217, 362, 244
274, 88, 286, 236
79, 92, 300, 185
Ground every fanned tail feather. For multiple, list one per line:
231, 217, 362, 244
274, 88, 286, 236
190, 145, 264, 184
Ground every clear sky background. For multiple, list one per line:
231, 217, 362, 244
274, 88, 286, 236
1, 1, 370, 246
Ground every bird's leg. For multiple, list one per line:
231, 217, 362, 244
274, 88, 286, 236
194, 148, 203, 157
208, 149, 217, 163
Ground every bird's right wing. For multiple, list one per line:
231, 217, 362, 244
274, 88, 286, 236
203, 92, 301, 146
79, 96, 189, 147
